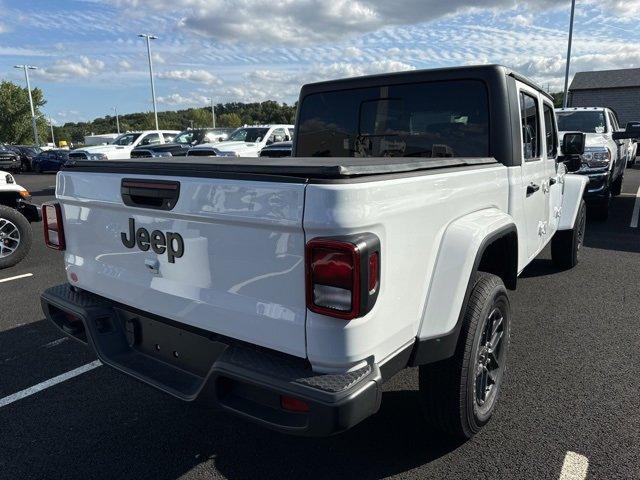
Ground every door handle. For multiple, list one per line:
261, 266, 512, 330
549, 177, 557, 186
526, 183, 540, 196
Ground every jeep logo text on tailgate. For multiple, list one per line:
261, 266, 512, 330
121, 218, 184, 263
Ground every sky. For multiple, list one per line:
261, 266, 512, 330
0, 0, 638, 125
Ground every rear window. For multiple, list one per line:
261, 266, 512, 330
296, 80, 489, 158
556, 111, 607, 134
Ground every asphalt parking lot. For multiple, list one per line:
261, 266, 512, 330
1, 169, 639, 480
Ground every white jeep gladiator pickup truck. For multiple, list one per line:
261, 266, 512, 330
41, 65, 588, 440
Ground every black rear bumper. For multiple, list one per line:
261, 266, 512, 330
41, 284, 385, 436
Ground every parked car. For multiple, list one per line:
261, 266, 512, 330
0, 171, 40, 268
69, 130, 180, 161
130, 128, 235, 158
0, 145, 21, 172
556, 107, 638, 220
41, 65, 587, 441
32, 149, 70, 173
6, 145, 42, 171
259, 141, 293, 157
187, 125, 294, 157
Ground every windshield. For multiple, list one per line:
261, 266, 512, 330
556, 111, 607, 134
0, 145, 9, 152
26, 147, 42, 155
296, 80, 489, 158
173, 131, 197, 145
111, 133, 141, 146
228, 128, 269, 143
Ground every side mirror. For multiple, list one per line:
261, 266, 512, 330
562, 132, 586, 156
612, 122, 640, 140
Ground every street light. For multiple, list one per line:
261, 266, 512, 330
138, 34, 159, 130
208, 97, 216, 128
49, 116, 55, 146
113, 106, 120, 134
562, 0, 576, 108
13, 65, 39, 146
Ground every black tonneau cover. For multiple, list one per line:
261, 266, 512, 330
64, 156, 497, 180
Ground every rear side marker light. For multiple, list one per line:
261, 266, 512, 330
280, 395, 310, 413
42, 203, 66, 250
306, 233, 380, 320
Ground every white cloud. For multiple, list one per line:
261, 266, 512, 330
157, 69, 222, 85
0, 22, 8, 34
157, 92, 209, 106
117, 59, 133, 71
110, 0, 562, 45
35, 56, 105, 81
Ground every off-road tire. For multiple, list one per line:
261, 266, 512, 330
0, 206, 32, 269
419, 272, 511, 440
551, 200, 586, 269
611, 174, 623, 196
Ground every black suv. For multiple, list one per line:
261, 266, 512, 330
130, 128, 235, 158
0, 145, 21, 172
7, 145, 42, 171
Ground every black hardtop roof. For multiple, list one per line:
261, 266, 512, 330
300, 64, 552, 101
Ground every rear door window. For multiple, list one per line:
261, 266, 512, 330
296, 80, 489, 158
543, 103, 557, 158
520, 92, 540, 160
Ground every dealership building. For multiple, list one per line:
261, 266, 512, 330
568, 67, 640, 125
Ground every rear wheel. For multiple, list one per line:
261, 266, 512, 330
419, 272, 510, 440
552, 200, 586, 269
0, 206, 32, 269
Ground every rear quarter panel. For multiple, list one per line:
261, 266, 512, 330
304, 165, 509, 372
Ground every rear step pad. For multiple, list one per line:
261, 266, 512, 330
41, 284, 378, 403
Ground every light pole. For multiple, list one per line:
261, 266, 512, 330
138, 34, 159, 130
13, 65, 39, 146
113, 106, 120, 134
208, 97, 216, 128
562, 0, 576, 108
49, 116, 55, 146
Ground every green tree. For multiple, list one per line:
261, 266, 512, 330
217, 112, 242, 128
0, 81, 48, 145
551, 91, 565, 108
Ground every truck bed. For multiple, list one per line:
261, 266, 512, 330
64, 156, 497, 180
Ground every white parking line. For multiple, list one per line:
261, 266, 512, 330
631, 186, 640, 228
0, 273, 33, 284
559, 451, 589, 480
0, 360, 102, 408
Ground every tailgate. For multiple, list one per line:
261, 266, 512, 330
56, 171, 307, 358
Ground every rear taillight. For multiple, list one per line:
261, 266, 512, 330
306, 233, 380, 320
42, 203, 65, 250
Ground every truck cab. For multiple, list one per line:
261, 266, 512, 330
69, 130, 180, 161
187, 125, 294, 158
41, 65, 586, 441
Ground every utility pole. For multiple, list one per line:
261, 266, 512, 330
209, 98, 216, 128
14, 65, 39, 146
49, 116, 55, 146
113, 106, 120, 134
563, 0, 576, 108
138, 34, 159, 130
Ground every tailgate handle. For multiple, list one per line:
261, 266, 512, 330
121, 179, 180, 210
